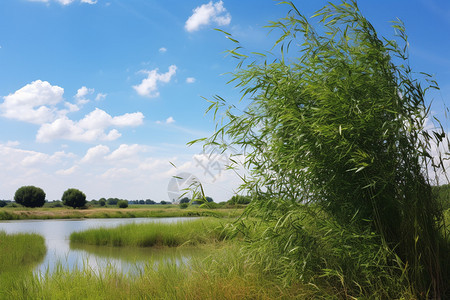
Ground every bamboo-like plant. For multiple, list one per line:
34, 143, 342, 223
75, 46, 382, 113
197, 0, 449, 297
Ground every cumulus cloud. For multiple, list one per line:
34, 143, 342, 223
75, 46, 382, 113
156, 116, 175, 125
80, 144, 110, 163
105, 144, 145, 161
36, 108, 144, 143
0, 80, 64, 124
186, 77, 196, 84
75, 86, 94, 103
133, 65, 177, 98
185, 1, 231, 32
159, 47, 167, 53
56, 165, 78, 175
95, 93, 107, 101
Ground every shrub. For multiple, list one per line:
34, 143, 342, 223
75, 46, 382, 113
117, 200, 128, 208
0, 200, 7, 208
179, 203, 189, 209
99, 199, 106, 207
200, 1, 448, 297
62, 188, 87, 209
14, 186, 46, 208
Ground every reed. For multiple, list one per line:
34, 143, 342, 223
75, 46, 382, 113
70, 217, 236, 248
0, 231, 46, 272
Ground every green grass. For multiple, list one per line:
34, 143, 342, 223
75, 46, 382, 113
0, 231, 46, 272
70, 218, 236, 248
0, 206, 244, 220
0, 244, 322, 300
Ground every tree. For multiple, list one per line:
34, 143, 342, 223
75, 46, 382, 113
0, 200, 7, 207
228, 195, 251, 205
117, 200, 128, 208
179, 197, 190, 204
145, 199, 155, 205
14, 186, 46, 208
99, 198, 106, 206
107, 198, 119, 205
200, 1, 448, 297
62, 188, 86, 208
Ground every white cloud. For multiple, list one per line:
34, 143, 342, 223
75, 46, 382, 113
0, 80, 64, 124
6, 141, 20, 147
105, 144, 145, 161
156, 116, 175, 125
95, 93, 107, 101
133, 65, 177, 98
75, 86, 94, 101
185, 1, 231, 32
159, 47, 167, 53
56, 165, 78, 175
80, 145, 110, 163
186, 77, 196, 84
36, 108, 144, 143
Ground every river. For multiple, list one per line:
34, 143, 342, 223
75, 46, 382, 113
0, 217, 200, 275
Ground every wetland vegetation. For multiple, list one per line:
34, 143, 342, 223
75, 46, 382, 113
1, 1, 449, 298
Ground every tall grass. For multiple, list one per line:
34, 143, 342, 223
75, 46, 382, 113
0, 244, 325, 300
70, 218, 236, 248
199, 0, 449, 297
0, 231, 46, 272
0, 206, 244, 220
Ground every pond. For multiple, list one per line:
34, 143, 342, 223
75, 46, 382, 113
0, 217, 202, 275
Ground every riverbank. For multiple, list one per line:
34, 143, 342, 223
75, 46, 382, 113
0, 205, 245, 220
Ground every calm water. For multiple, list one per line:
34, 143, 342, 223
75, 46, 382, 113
0, 217, 200, 274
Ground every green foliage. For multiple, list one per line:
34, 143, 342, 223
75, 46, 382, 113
0, 200, 6, 208
179, 197, 190, 204
106, 198, 119, 205
179, 203, 189, 209
70, 218, 233, 248
117, 200, 128, 208
46, 201, 63, 208
62, 188, 87, 208
0, 231, 46, 273
99, 198, 106, 206
228, 195, 251, 205
201, 0, 449, 297
433, 183, 450, 211
14, 186, 46, 208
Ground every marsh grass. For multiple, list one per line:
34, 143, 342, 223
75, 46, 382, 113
0, 244, 321, 300
70, 218, 236, 248
0, 231, 46, 272
0, 206, 244, 220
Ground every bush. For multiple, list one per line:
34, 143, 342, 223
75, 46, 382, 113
179, 197, 190, 204
0, 200, 7, 208
179, 203, 189, 209
99, 199, 106, 206
201, 1, 448, 297
107, 198, 119, 205
117, 200, 128, 208
228, 195, 251, 205
62, 188, 87, 209
14, 186, 46, 208
200, 202, 220, 209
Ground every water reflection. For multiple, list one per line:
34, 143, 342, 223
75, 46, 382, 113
0, 217, 198, 274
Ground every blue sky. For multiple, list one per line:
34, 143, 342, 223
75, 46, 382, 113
0, 0, 449, 202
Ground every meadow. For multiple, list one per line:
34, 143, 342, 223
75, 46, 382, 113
0, 205, 244, 220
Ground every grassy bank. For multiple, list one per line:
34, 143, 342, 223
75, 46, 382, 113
70, 218, 235, 247
1, 244, 320, 300
0, 206, 244, 220
0, 231, 46, 273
